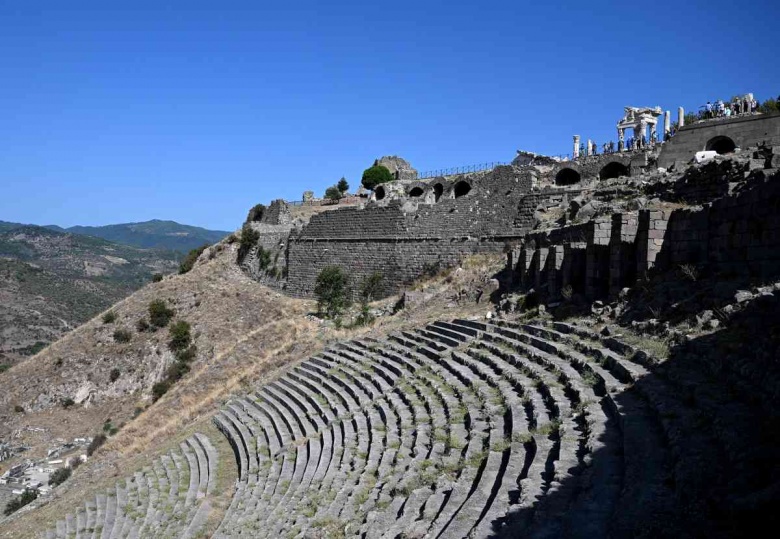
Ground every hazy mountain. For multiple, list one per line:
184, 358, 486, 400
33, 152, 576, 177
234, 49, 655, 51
0, 225, 180, 366
51, 219, 231, 253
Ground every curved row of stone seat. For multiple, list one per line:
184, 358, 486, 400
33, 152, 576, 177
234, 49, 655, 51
43, 433, 217, 539
210, 324, 489, 537
526, 319, 764, 537
212, 315, 743, 537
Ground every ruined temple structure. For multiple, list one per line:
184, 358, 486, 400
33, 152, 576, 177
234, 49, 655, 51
240, 110, 780, 301
616, 106, 664, 148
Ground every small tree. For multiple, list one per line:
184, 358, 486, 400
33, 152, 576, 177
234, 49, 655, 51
152, 273, 163, 283
110, 368, 121, 382
360, 272, 383, 303
4, 489, 37, 516
246, 203, 267, 223
168, 320, 192, 351
102, 311, 117, 324
238, 223, 260, 262
759, 98, 780, 114
179, 244, 209, 274
49, 467, 72, 487
361, 165, 394, 190
314, 266, 350, 319
324, 186, 342, 202
356, 272, 383, 326
148, 300, 174, 328
337, 178, 349, 193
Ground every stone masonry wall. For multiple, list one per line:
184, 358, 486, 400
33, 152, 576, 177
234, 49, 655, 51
658, 113, 780, 169
282, 166, 540, 298
508, 170, 780, 302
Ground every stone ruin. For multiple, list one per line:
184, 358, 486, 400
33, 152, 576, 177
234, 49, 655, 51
234, 111, 780, 304
375, 155, 418, 181
19, 104, 780, 539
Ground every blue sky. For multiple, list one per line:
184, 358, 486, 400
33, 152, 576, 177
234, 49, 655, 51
1, 1, 778, 231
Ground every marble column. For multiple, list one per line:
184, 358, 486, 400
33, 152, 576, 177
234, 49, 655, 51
573, 135, 580, 159
678, 106, 685, 127
586, 139, 593, 157
664, 111, 671, 138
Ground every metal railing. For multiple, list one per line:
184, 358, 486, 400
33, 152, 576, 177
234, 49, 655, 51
418, 162, 507, 179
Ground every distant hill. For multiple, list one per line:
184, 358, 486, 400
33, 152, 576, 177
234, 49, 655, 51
50, 220, 231, 253
0, 224, 180, 365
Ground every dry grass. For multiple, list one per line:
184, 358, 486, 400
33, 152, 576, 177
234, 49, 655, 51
0, 247, 507, 537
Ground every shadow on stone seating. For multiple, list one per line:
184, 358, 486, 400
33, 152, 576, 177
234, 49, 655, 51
484, 291, 780, 538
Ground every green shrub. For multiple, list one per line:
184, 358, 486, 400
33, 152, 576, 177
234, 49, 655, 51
87, 434, 106, 456
152, 381, 171, 402
238, 223, 260, 262
246, 203, 266, 223
175, 345, 197, 363
354, 272, 383, 326
315, 266, 350, 319
136, 318, 150, 332
102, 311, 117, 324
337, 178, 349, 193
109, 368, 121, 382
361, 164, 394, 190
14, 405, 24, 413
148, 300, 174, 328
113, 329, 132, 343
759, 98, 780, 114
360, 272, 383, 303
168, 320, 192, 351
257, 246, 272, 271
62, 397, 75, 409
49, 467, 71, 487
325, 186, 342, 201
179, 245, 209, 274
0, 364, 10, 373
4, 489, 37, 516
152, 273, 164, 283
166, 360, 190, 382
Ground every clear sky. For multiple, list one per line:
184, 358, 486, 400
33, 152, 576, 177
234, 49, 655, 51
1, 1, 778, 231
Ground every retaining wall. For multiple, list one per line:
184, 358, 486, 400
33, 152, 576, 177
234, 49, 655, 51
658, 113, 780, 168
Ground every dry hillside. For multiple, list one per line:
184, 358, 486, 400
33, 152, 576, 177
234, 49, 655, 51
0, 236, 504, 538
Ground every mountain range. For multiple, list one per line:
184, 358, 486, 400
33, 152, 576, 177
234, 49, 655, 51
44, 219, 231, 253
0, 219, 229, 368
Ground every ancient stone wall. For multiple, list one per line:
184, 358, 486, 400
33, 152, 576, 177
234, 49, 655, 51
508, 170, 780, 302
658, 113, 780, 168
281, 166, 540, 298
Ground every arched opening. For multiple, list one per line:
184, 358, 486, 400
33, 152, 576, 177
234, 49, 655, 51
454, 181, 471, 198
599, 161, 630, 180
706, 136, 736, 155
555, 168, 581, 186
409, 187, 424, 197
375, 186, 386, 200
433, 183, 444, 202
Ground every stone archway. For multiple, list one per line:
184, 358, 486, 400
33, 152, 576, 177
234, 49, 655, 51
555, 168, 581, 186
375, 186, 386, 200
454, 181, 472, 198
599, 161, 630, 180
409, 187, 424, 197
706, 136, 736, 155
433, 183, 444, 202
